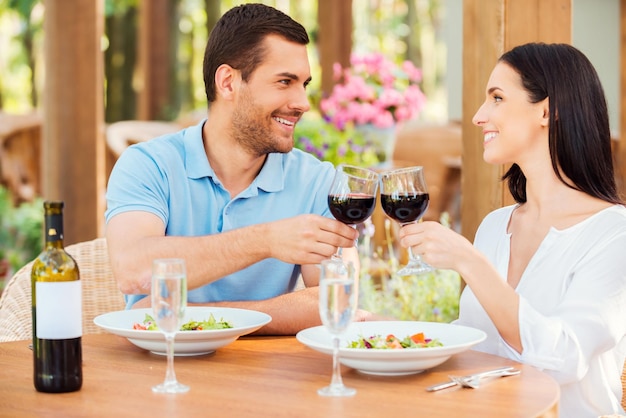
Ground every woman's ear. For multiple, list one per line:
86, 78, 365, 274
540, 97, 551, 127
214, 64, 240, 101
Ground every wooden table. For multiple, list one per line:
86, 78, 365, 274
0, 334, 559, 417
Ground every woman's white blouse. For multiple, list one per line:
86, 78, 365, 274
455, 204, 626, 418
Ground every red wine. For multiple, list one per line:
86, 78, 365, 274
381, 193, 430, 223
328, 194, 376, 224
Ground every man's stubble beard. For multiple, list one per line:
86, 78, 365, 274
231, 89, 294, 158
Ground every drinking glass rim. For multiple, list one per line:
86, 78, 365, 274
337, 164, 380, 181
381, 165, 424, 177
152, 258, 187, 278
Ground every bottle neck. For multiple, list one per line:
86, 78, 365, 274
44, 212, 65, 249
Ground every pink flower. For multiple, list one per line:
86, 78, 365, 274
320, 52, 426, 130
371, 111, 395, 129
393, 106, 412, 122
332, 62, 343, 81
402, 61, 423, 83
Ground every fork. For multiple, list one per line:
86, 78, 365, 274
449, 368, 521, 389
426, 366, 519, 391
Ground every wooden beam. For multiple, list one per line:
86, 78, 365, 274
43, 0, 105, 245
461, 0, 571, 242
317, 0, 353, 96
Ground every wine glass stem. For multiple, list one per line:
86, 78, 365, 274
332, 247, 344, 261
402, 221, 424, 264
408, 246, 422, 263
164, 334, 178, 385
330, 336, 344, 387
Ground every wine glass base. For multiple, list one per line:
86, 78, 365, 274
152, 382, 190, 394
317, 385, 356, 397
396, 263, 434, 277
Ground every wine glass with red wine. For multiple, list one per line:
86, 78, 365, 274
327, 165, 379, 264
380, 166, 433, 276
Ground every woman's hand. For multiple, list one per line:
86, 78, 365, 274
397, 221, 476, 273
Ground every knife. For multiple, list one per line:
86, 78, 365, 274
426, 366, 516, 392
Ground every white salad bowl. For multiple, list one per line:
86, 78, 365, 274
94, 307, 272, 356
296, 321, 486, 376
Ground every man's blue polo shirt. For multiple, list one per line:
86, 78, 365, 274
105, 120, 335, 309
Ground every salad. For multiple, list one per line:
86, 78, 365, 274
347, 332, 443, 349
132, 313, 233, 331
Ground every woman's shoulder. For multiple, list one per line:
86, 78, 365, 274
473, 205, 517, 240
482, 204, 517, 225
582, 204, 626, 230
601, 203, 626, 216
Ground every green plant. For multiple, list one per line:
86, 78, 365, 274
0, 186, 43, 280
359, 267, 460, 323
356, 214, 460, 323
294, 113, 381, 167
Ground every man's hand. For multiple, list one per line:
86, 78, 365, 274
264, 214, 358, 265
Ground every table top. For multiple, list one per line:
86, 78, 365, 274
0, 334, 559, 417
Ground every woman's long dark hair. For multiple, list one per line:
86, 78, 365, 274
499, 43, 621, 204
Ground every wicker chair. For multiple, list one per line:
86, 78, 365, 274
0, 237, 125, 342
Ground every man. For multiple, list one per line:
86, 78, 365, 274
105, 3, 362, 335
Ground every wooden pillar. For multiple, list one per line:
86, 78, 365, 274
460, 0, 504, 242
137, 0, 174, 120
43, 0, 105, 245
461, 0, 571, 242
317, 0, 353, 96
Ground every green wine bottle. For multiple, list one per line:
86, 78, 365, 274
31, 201, 82, 393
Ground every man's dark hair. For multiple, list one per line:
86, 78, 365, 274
203, 3, 309, 103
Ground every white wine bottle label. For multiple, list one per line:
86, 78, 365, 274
36, 281, 82, 339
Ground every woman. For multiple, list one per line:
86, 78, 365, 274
399, 43, 626, 417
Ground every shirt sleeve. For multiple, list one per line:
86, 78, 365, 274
516, 226, 626, 384
105, 145, 170, 225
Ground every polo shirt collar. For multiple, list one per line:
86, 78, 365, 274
185, 120, 214, 180
255, 153, 284, 193
183, 119, 285, 193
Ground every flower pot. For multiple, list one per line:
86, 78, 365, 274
355, 124, 397, 164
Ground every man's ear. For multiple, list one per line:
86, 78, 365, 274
214, 64, 240, 100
